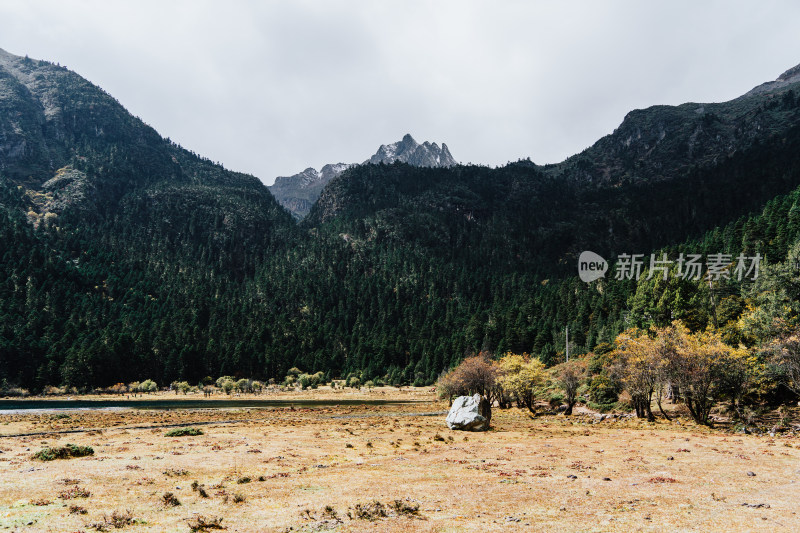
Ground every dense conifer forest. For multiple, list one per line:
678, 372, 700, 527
3, 49, 800, 397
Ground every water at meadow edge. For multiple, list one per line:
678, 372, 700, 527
0, 398, 423, 414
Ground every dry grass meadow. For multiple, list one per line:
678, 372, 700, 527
1, 388, 799, 532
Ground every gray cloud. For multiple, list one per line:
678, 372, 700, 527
1, 0, 799, 184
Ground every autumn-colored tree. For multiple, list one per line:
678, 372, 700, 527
767, 329, 800, 396
554, 359, 587, 415
649, 324, 688, 421
495, 352, 547, 413
612, 329, 661, 421
436, 355, 498, 403
664, 325, 749, 425
107, 383, 127, 395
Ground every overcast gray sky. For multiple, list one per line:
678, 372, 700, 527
1, 1, 799, 184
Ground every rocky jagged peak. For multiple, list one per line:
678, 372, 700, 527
366, 134, 456, 168
320, 163, 351, 181
743, 61, 800, 98
778, 63, 800, 83
269, 134, 457, 219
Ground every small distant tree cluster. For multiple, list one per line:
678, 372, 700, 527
283, 368, 326, 390
171, 381, 192, 394
346, 373, 361, 389
107, 383, 128, 395
216, 376, 236, 394
138, 380, 158, 393
438, 353, 551, 413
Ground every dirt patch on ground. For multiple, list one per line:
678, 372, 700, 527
1, 390, 798, 531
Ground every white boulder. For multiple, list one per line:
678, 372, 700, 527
446, 394, 491, 431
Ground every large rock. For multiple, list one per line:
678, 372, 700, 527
446, 394, 492, 431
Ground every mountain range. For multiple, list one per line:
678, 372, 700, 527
2, 46, 800, 391
269, 134, 456, 219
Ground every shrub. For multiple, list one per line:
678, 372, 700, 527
0, 384, 29, 397
548, 393, 564, 409
33, 444, 94, 461
235, 379, 252, 393
191, 480, 209, 498
58, 487, 91, 499
352, 501, 387, 520
188, 516, 224, 531
391, 499, 420, 516
107, 510, 135, 528
107, 382, 128, 394
164, 427, 203, 437
588, 374, 619, 409
138, 379, 158, 393
161, 492, 181, 507
216, 376, 236, 394
171, 381, 191, 394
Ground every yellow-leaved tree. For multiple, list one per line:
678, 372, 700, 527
495, 352, 547, 413
612, 329, 661, 421
669, 327, 751, 425
611, 322, 755, 425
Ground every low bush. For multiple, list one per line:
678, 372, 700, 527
164, 427, 203, 437
352, 501, 387, 520
58, 487, 91, 499
162, 492, 181, 507
391, 499, 421, 516
191, 480, 209, 498
33, 444, 94, 461
188, 516, 224, 531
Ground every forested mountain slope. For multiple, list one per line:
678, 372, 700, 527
3, 47, 800, 391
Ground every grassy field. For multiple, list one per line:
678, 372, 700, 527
0, 389, 798, 532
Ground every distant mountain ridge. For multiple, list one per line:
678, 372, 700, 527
269, 134, 456, 219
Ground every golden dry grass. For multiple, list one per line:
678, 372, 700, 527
0, 389, 798, 532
